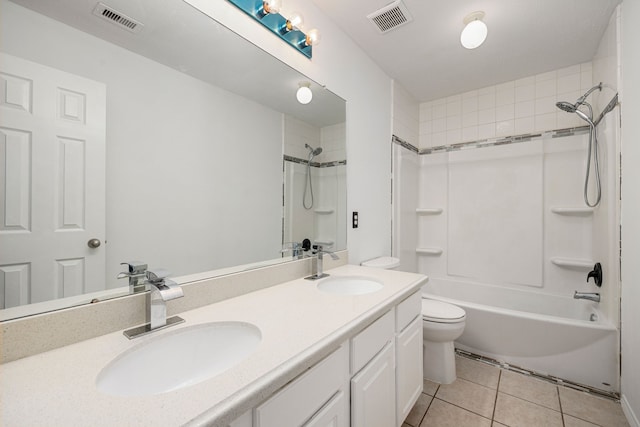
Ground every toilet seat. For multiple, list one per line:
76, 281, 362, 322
422, 299, 466, 323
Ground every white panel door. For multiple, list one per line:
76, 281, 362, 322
0, 53, 106, 308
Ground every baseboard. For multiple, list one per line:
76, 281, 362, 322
622, 394, 640, 427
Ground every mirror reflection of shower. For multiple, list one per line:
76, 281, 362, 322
556, 82, 619, 207
303, 144, 323, 209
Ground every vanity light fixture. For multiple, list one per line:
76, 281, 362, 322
226, 0, 318, 58
296, 82, 313, 105
460, 11, 488, 49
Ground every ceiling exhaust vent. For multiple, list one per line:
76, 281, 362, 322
367, 0, 413, 34
93, 2, 143, 33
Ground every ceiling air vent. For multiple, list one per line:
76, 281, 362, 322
367, 0, 413, 34
93, 2, 143, 33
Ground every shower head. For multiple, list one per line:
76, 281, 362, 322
555, 101, 578, 113
305, 143, 323, 157
594, 93, 619, 126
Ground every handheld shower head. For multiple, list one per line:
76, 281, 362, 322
555, 101, 577, 113
305, 144, 323, 157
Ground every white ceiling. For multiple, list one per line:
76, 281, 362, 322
310, 0, 621, 102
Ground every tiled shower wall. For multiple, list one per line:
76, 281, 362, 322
418, 63, 594, 149
283, 115, 347, 251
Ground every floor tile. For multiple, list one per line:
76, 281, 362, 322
494, 392, 563, 427
423, 379, 439, 396
435, 378, 496, 418
492, 423, 508, 427
402, 423, 412, 427
559, 387, 630, 427
404, 393, 433, 427
456, 356, 500, 389
498, 370, 560, 411
563, 414, 600, 427
419, 398, 491, 427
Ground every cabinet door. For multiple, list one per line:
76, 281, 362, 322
396, 316, 423, 427
351, 341, 396, 427
304, 390, 348, 427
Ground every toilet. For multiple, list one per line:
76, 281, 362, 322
421, 298, 466, 384
360, 257, 466, 384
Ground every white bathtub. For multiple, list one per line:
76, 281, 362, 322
422, 278, 619, 393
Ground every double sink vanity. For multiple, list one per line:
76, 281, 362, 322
1, 264, 427, 426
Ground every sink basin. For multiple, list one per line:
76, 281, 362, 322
317, 276, 383, 295
96, 322, 261, 396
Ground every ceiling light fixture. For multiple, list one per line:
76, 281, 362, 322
460, 11, 487, 49
296, 82, 313, 105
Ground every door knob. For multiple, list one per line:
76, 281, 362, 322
87, 238, 101, 249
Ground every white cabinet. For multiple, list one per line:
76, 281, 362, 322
351, 341, 396, 427
243, 291, 422, 427
350, 310, 396, 427
395, 316, 423, 426
304, 390, 348, 427
255, 344, 349, 427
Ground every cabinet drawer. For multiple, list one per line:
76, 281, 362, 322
255, 344, 348, 427
395, 291, 421, 333
350, 310, 394, 375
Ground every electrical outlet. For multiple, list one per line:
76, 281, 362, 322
352, 211, 359, 228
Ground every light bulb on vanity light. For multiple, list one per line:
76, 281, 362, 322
262, 0, 282, 15
285, 12, 304, 31
460, 11, 488, 49
305, 28, 321, 46
296, 82, 313, 104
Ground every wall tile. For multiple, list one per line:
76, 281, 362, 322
462, 96, 478, 114
515, 100, 535, 118
496, 104, 515, 121
418, 61, 593, 150
462, 111, 478, 127
515, 84, 535, 102
478, 108, 495, 124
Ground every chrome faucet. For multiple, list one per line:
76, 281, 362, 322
574, 291, 600, 303
281, 242, 305, 260
305, 244, 339, 280
117, 261, 148, 292
123, 268, 185, 339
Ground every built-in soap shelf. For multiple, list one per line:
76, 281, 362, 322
550, 257, 595, 269
416, 247, 443, 256
550, 207, 594, 216
314, 208, 335, 214
416, 208, 443, 215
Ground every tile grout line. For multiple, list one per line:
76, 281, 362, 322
417, 388, 438, 427
491, 370, 502, 424
558, 386, 566, 427
431, 395, 494, 422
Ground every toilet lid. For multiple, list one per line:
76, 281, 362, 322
422, 299, 466, 323
361, 256, 400, 269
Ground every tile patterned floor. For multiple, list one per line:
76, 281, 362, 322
402, 356, 630, 427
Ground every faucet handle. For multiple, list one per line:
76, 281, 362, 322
117, 261, 147, 278
146, 268, 171, 283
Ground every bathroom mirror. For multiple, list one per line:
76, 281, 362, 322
0, 0, 346, 320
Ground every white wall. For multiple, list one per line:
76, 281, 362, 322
185, 0, 394, 265
621, 0, 640, 424
393, 80, 420, 145
1, 1, 284, 284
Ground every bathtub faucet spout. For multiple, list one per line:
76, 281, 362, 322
574, 291, 600, 303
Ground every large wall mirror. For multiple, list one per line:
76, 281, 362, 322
0, 0, 346, 320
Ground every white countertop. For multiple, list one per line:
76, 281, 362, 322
0, 265, 427, 427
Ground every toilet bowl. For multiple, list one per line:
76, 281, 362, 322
360, 256, 400, 269
422, 298, 466, 384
